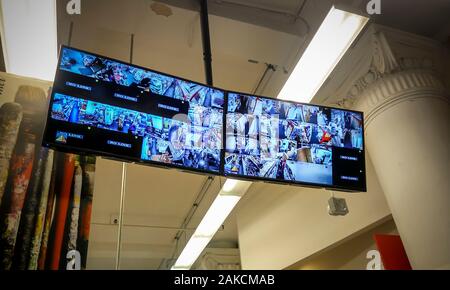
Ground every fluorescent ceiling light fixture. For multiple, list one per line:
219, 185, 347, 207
222, 178, 239, 193
0, 0, 58, 81
172, 180, 251, 269
277, 6, 368, 103
195, 194, 241, 237
171, 194, 241, 269
171, 236, 211, 270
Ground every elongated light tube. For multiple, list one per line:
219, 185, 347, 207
277, 6, 368, 103
172, 180, 251, 270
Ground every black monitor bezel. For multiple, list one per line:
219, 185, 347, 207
42, 45, 226, 177
222, 90, 367, 193
42, 45, 367, 192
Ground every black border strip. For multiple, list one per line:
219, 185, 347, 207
222, 91, 367, 193
42, 45, 225, 177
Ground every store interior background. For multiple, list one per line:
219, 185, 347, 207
2, 0, 447, 270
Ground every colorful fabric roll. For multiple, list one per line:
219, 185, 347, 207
0, 103, 23, 207
78, 157, 96, 269
0, 133, 35, 270
37, 152, 59, 270
48, 153, 75, 270
14, 148, 49, 269
68, 164, 82, 252
27, 149, 54, 270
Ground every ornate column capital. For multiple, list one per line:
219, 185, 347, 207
335, 29, 448, 127
353, 65, 447, 126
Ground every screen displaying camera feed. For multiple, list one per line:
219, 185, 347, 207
224, 93, 366, 191
43, 46, 224, 173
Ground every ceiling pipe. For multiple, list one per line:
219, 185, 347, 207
91, 222, 225, 232
200, 0, 213, 86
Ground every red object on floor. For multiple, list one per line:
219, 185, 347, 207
374, 234, 412, 270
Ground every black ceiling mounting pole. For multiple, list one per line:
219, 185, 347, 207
200, 0, 213, 86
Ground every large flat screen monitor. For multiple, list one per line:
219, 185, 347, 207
43, 46, 224, 174
224, 92, 366, 191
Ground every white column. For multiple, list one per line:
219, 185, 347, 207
352, 33, 450, 269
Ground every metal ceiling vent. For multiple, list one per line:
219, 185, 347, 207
150, 1, 173, 17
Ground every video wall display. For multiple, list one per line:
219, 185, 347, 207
43, 47, 224, 174
43, 46, 366, 192
224, 93, 366, 191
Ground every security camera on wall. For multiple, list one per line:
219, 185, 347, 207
328, 196, 349, 216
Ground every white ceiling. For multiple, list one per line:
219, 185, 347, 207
87, 158, 235, 269
154, 0, 450, 40
368, 0, 450, 40
55, 0, 450, 269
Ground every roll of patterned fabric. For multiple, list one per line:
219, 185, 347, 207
37, 152, 59, 270
48, 153, 75, 270
78, 157, 96, 269
14, 148, 49, 269
14, 85, 47, 141
0, 103, 23, 208
27, 149, 54, 270
0, 133, 35, 270
68, 164, 82, 252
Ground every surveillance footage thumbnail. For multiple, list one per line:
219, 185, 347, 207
224, 93, 364, 186
59, 47, 224, 108
50, 93, 222, 172
43, 46, 365, 190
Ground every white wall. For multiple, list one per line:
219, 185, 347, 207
290, 218, 398, 270
236, 155, 391, 269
